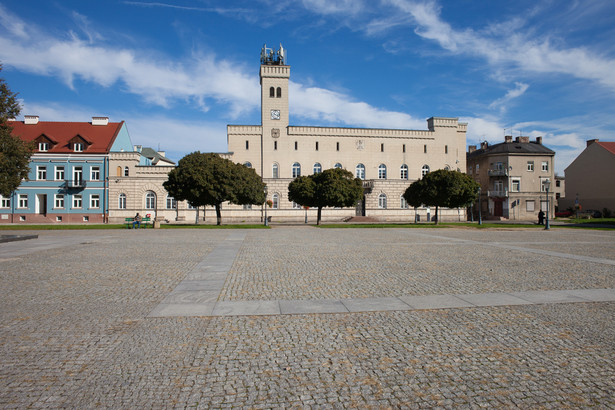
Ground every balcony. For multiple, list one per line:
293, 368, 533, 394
488, 189, 508, 198
488, 169, 508, 177
64, 179, 87, 189
362, 180, 374, 193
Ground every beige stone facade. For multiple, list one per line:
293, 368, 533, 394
467, 136, 555, 221
224, 46, 469, 223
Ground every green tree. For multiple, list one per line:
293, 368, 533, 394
0, 65, 33, 197
163, 152, 266, 225
288, 168, 363, 225
403, 169, 479, 224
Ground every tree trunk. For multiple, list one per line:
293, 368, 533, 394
215, 203, 222, 226
195, 207, 199, 224
317, 207, 322, 225
435, 205, 439, 225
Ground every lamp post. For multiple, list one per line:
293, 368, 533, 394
264, 186, 268, 227
544, 180, 551, 230
478, 187, 482, 225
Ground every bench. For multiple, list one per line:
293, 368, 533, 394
125, 217, 152, 229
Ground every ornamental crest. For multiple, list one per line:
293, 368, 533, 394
356, 139, 365, 150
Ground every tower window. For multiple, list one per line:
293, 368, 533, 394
276, 87, 282, 98
245, 140, 249, 150
336, 142, 340, 151
424, 144, 427, 153
445, 145, 448, 154
315, 141, 319, 151
274, 141, 278, 150
294, 141, 298, 150
403, 144, 406, 153
269, 87, 275, 97
381, 143, 384, 152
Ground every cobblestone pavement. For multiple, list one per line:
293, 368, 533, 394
1, 227, 614, 408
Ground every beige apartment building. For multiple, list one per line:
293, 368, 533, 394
225, 45, 469, 222
467, 136, 555, 221
560, 139, 615, 213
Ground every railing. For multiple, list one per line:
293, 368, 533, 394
65, 179, 87, 189
488, 189, 508, 197
488, 169, 508, 177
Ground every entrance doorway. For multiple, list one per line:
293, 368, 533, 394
36, 194, 47, 215
494, 200, 503, 217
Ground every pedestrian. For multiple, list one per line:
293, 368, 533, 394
132, 212, 142, 229
538, 210, 545, 225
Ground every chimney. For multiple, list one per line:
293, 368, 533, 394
535, 136, 542, 145
24, 115, 39, 125
134, 145, 142, 153
480, 141, 489, 150
587, 139, 599, 147
519, 136, 530, 143
505, 135, 513, 143
92, 116, 109, 126
468, 145, 476, 153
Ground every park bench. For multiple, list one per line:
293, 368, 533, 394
125, 216, 152, 229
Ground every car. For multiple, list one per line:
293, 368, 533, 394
555, 210, 572, 217
586, 210, 603, 218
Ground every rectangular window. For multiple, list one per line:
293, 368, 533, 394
74, 143, 84, 152
424, 144, 427, 153
511, 178, 520, 192
527, 161, 534, 171
37, 166, 47, 180
245, 140, 249, 150
274, 141, 277, 150
73, 195, 82, 208
336, 142, 340, 151
445, 145, 448, 154
90, 166, 100, 181
18, 194, 28, 208
476, 164, 479, 172
90, 194, 100, 209
315, 141, 319, 151
166, 197, 177, 209
381, 143, 384, 152
526, 200, 535, 212
38, 142, 49, 151
1, 196, 10, 208
541, 200, 548, 212
541, 161, 548, 172
402, 144, 406, 153
55, 166, 65, 181
541, 178, 551, 192
54, 194, 64, 208
294, 141, 298, 150
555, 180, 561, 187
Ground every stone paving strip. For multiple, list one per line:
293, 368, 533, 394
149, 229, 615, 317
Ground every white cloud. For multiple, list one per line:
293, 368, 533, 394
488, 82, 529, 112
301, 0, 365, 15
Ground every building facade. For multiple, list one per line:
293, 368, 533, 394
466, 136, 555, 221
225, 45, 469, 222
1, 116, 133, 224
560, 139, 615, 213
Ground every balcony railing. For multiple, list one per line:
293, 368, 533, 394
488, 189, 508, 197
488, 169, 508, 177
64, 179, 87, 189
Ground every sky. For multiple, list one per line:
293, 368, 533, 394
1, 0, 615, 175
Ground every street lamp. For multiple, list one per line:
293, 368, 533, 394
544, 179, 551, 230
264, 185, 268, 227
478, 187, 482, 225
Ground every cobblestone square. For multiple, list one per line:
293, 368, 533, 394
1, 227, 614, 408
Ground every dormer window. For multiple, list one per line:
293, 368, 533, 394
74, 143, 84, 152
38, 142, 49, 152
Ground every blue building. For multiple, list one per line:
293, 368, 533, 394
1, 116, 133, 224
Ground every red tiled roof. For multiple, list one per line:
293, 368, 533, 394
597, 142, 615, 156
8, 120, 124, 154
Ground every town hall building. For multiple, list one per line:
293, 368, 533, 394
225, 45, 469, 222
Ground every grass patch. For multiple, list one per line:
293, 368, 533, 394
564, 218, 615, 226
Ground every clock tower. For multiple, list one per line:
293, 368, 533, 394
260, 44, 290, 135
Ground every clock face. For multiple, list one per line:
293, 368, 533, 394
270, 109, 280, 120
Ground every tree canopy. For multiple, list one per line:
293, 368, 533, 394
163, 152, 266, 225
403, 169, 479, 224
288, 167, 363, 225
0, 65, 33, 198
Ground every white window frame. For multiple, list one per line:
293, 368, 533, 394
145, 191, 156, 210
38, 142, 49, 151
421, 165, 430, 176
400, 195, 408, 209
540, 178, 551, 192
356, 163, 365, 180
118, 193, 127, 209
527, 161, 534, 172
124, 166, 129, 177
400, 164, 408, 180
74, 143, 84, 152
292, 163, 301, 178
541, 161, 549, 172
72, 195, 82, 209
54, 194, 64, 209
378, 164, 387, 179
511, 178, 521, 192
55, 166, 65, 181
1, 196, 10, 208
89, 194, 99, 209
243, 162, 252, 168
18, 194, 28, 208
313, 163, 322, 174
378, 193, 387, 209
166, 196, 177, 209
334, 163, 342, 169
37, 166, 47, 181
272, 163, 279, 179
90, 166, 100, 181
272, 193, 279, 209
526, 200, 535, 212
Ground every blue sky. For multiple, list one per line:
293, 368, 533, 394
2, 0, 615, 174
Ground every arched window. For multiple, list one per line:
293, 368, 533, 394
313, 163, 322, 174
269, 87, 275, 97
378, 193, 387, 209
400, 164, 408, 180
400, 195, 408, 209
124, 166, 129, 177
145, 191, 156, 209
117, 166, 122, 177
272, 163, 279, 179
444, 164, 451, 171
118, 193, 126, 209
272, 193, 279, 209
166, 195, 177, 209
276, 87, 282, 98
243, 162, 252, 168
421, 165, 430, 176
355, 163, 365, 180
378, 164, 387, 179
292, 162, 301, 178
334, 163, 342, 169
